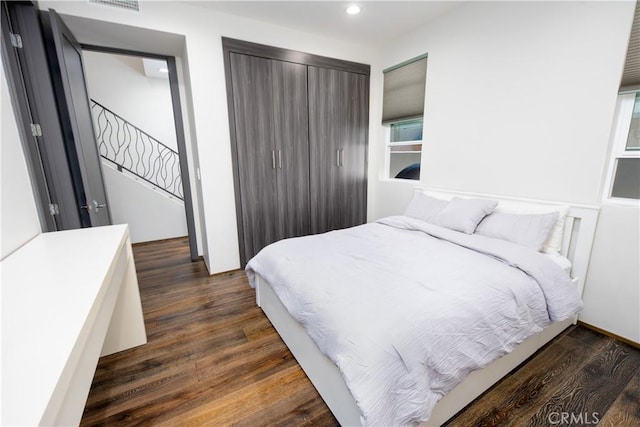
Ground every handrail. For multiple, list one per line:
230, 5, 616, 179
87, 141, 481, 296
90, 99, 184, 200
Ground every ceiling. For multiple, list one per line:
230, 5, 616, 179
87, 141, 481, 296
184, 1, 462, 46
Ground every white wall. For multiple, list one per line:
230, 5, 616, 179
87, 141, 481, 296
581, 205, 639, 342
83, 51, 178, 151
38, 0, 379, 274
370, 1, 638, 343
102, 162, 187, 243
372, 1, 633, 207
1, 63, 42, 259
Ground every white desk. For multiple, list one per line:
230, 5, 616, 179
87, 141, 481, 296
1, 225, 147, 426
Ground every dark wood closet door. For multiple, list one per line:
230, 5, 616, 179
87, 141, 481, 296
340, 71, 369, 228
271, 60, 311, 240
309, 66, 368, 233
230, 53, 278, 263
308, 66, 343, 234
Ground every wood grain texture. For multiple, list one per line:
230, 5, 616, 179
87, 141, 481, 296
222, 37, 370, 76
81, 237, 337, 427
308, 66, 368, 233
272, 59, 311, 240
447, 326, 640, 427
526, 339, 640, 427
226, 41, 369, 264
230, 52, 279, 264
598, 369, 640, 427
81, 238, 640, 426
444, 334, 607, 427
308, 66, 342, 234
341, 70, 369, 228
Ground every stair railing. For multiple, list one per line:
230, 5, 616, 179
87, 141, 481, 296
90, 99, 184, 201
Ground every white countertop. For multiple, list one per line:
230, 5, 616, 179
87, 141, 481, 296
1, 225, 130, 426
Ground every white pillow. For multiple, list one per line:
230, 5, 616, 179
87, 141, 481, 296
475, 211, 559, 251
494, 201, 569, 254
432, 197, 498, 234
404, 193, 448, 222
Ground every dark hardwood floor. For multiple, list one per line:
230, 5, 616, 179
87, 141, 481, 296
81, 237, 640, 426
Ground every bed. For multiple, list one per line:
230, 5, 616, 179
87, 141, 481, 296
245, 188, 600, 426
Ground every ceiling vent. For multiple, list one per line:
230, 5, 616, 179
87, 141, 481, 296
89, 0, 140, 12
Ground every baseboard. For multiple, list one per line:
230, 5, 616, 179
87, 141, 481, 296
131, 235, 188, 247
578, 321, 640, 349
209, 268, 244, 278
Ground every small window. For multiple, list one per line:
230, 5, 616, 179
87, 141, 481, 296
606, 92, 640, 201
607, 1, 640, 202
624, 93, 640, 151
387, 120, 423, 180
382, 55, 427, 181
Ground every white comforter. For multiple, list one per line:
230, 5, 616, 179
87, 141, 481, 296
245, 216, 583, 426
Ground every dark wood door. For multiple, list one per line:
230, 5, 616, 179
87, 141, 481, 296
230, 53, 278, 264
42, 10, 111, 227
309, 66, 368, 233
271, 60, 310, 240
308, 66, 342, 234
340, 71, 369, 228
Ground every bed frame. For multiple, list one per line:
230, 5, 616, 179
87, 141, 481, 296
254, 188, 600, 426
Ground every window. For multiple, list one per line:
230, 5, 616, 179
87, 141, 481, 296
382, 55, 427, 180
387, 120, 423, 180
605, 1, 639, 202
606, 92, 640, 201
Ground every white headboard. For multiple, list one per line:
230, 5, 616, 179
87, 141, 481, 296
413, 187, 600, 297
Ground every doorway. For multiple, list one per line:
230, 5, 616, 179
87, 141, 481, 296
82, 49, 189, 245
79, 46, 198, 260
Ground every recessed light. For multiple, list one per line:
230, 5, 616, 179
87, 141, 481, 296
158, 67, 169, 73
346, 5, 360, 15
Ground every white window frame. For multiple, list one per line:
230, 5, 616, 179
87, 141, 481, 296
385, 119, 423, 181
603, 92, 640, 205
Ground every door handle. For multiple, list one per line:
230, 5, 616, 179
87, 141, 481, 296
278, 150, 282, 169
93, 200, 107, 212
336, 149, 340, 167
80, 200, 107, 212
271, 150, 276, 169
339, 149, 344, 167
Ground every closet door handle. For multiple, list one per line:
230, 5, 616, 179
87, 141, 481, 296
278, 150, 282, 169
339, 149, 344, 167
336, 149, 340, 167
271, 150, 276, 169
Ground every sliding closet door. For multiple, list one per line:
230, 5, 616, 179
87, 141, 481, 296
309, 66, 368, 233
230, 53, 278, 263
271, 60, 311, 239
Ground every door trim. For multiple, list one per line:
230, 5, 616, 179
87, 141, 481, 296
1, 1, 54, 231
81, 44, 199, 261
222, 37, 371, 76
